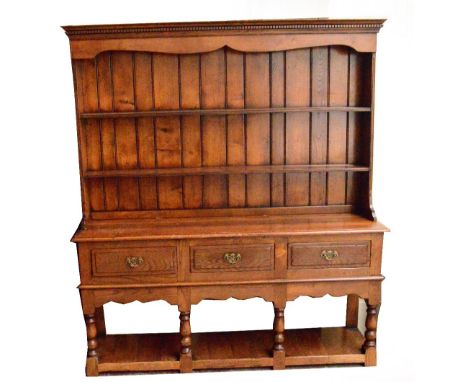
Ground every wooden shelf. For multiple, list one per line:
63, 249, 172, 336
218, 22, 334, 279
73, 213, 389, 242
97, 327, 365, 374
80, 106, 371, 119
84, 164, 370, 178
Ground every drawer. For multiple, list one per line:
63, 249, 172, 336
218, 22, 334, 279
190, 244, 274, 272
288, 242, 370, 269
91, 246, 177, 276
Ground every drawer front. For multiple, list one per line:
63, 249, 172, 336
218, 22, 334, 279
288, 242, 370, 269
190, 244, 274, 272
92, 246, 177, 276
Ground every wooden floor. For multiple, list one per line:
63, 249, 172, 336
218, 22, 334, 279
97, 327, 365, 374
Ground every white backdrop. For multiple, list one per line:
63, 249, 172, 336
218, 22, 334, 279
1, 1, 466, 381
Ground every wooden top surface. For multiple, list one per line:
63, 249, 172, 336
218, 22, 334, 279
62, 18, 386, 39
72, 214, 388, 242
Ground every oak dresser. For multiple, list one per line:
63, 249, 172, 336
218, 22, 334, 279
63, 18, 388, 376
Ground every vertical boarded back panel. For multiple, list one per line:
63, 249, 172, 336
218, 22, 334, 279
111, 52, 140, 210
134, 53, 158, 210
153, 54, 183, 209
226, 50, 246, 207
200, 49, 227, 208
328, 47, 349, 205
285, 49, 310, 206
245, 53, 271, 207
80, 60, 104, 211
180, 54, 203, 209
96, 53, 119, 211
310, 47, 329, 206
270, 52, 285, 206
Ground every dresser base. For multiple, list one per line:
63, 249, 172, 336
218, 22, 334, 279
76, 220, 385, 376
91, 327, 367, 375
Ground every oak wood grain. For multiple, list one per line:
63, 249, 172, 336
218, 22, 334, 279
65, 18, 386, 376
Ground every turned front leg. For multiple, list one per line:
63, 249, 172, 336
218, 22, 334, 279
84, 314, 99, 376
362, 301, 380, 366
273, 304, 285, 369
179, 311, 192, 373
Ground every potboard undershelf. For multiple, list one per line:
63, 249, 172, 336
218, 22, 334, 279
97, 327, 365, 374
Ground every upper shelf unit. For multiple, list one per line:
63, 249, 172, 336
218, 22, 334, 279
80, 106, 372, 119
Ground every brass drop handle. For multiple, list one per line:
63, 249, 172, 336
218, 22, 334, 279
321, 249, 339, 261
224, 252, 242, 265
126, 256, 144, 268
